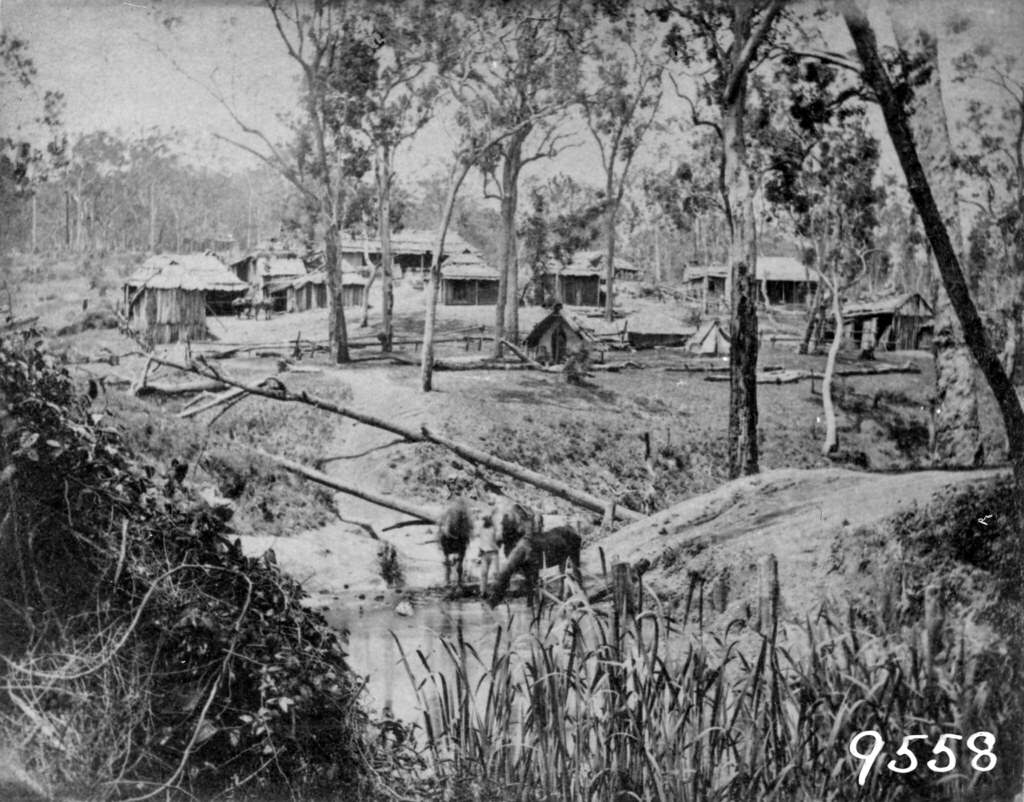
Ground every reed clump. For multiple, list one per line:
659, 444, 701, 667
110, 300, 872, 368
398, 582, 1021, 801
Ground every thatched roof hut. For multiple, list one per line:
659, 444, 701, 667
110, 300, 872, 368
123, 253, 248, 344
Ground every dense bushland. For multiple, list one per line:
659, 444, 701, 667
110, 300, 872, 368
0, 335, 370, 800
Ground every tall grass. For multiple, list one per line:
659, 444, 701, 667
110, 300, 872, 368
394, 585, 1020, 802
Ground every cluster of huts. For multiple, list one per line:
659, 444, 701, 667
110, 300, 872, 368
122, 231, 491, 343
122, 235, 934, 356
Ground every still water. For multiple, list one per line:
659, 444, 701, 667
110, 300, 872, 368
324, 598, 535, 723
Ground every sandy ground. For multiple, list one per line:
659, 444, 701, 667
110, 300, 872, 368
588, 465, 1006, 619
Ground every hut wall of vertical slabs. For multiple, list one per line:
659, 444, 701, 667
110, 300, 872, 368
442, 278, 498, 305
131, 287, 208, 344
289, 282, 361, 312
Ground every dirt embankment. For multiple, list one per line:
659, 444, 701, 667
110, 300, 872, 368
590, 465, 1008, 623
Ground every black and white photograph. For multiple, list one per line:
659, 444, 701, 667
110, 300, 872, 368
1, 0, 1023, 799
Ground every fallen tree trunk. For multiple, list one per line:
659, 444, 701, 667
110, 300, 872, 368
133, 378, 227, 397
260, 450, 438, 524
151, 357, 643, 523
179, 386, 251, 419
703, 361, 921, 383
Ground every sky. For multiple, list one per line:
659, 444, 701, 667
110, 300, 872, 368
3, 0, 1024, 198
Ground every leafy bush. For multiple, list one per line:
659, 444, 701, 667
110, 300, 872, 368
0, 334, 371, 799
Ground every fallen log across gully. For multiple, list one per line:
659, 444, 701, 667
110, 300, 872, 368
147, 356, 644, 523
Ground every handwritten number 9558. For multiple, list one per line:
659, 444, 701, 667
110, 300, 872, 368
849, 731, 997, 786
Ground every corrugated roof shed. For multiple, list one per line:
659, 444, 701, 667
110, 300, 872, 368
547, 251, 639, 277
843, 293, 932, 318
291, 270, 368, 288
626, 311, 697, 336
125, 253, 248, 291
340, 229, 473, 256
682, 257, 820, 283
440, 252, 498, 280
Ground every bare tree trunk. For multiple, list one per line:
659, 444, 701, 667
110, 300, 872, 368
501, 136, 526, 349
422, 162, 473, 392
653, 226, 662, 284
604, 168, 617, 322
724, 0, 760, 478
821, 278, 843, 454
378, 147, 395, 352
494, 140, 523, 357
843, 0, 1024, 498
148, 182, 157, 253
889, 12, 981, 467
799, 280, 824, 355
324, 219, 349, 364
359, 224, 376, 328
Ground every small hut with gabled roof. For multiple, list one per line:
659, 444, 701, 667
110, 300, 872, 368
123, 253, 249, 344
524, 304, 598, 365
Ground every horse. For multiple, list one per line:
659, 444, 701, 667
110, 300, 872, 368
437, 497, 474, 590
486, 525, 583, 608
477, 499, 541, 596
484, 499, 542, 557
232, 294, 273, 320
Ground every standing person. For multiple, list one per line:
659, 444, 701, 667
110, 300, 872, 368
476, 508, 500, 597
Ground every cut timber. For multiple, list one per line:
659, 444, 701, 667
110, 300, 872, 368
501, 338, 560, 373
134, 379, 228, 397
151, 356, 643, 523
667, 363, 784, 374
703, 362, 921, 383
259, 450, 438, 523
179, 376, 284, 419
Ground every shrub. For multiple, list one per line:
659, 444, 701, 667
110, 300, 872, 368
0, 334, 372, 800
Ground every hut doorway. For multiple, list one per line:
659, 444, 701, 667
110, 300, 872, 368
552, 327, 568, 364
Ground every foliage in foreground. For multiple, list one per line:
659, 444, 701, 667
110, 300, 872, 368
397, 586, 1022, 801
0, 335, 370, 800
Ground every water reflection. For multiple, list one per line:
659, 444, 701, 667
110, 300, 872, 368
325, 598, 533, 722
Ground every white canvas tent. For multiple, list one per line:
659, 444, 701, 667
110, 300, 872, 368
688, 319, 730, 355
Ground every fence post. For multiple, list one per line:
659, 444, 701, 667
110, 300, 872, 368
756, 554, 779, 633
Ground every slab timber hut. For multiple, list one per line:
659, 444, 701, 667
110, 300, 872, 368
524, 305, 598, 364
287, 271, 367, 311
540, 260, 601, 307
339, 229, 474, 278
682, 257, 819, 307
123, 253, 248, 344
842, 293, 933, 351
231, 247, 308, 312
441, 252, 499, 305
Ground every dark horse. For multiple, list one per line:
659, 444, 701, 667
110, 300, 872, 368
437, 497, 474, 590
486, 526, 583, 607
232, 292, 273, 320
